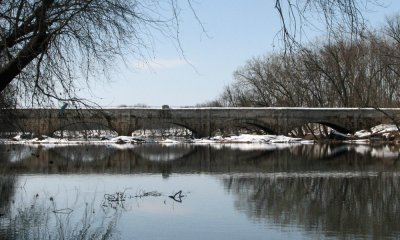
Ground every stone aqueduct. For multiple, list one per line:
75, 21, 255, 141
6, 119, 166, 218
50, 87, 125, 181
5, 107, 400, 137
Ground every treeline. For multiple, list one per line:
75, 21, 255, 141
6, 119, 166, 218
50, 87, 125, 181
209, 15, 400, 108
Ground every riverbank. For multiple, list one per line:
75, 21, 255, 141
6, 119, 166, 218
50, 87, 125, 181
2, 124, 399, 145
3, 133, 312, 145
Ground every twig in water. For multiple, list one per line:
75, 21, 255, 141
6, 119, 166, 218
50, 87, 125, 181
168, 190, 185, 203
102, 192, 126, 209
134, 190, 162, 198
53, 208, 73, 214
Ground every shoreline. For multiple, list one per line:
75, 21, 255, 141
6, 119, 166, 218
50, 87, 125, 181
1, 123, 399, 146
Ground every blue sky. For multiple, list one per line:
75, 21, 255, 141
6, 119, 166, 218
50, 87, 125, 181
87, 1, 400, 107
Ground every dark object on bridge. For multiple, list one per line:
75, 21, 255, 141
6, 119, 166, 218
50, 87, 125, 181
60, 103, 68, 114
58, 103, 68, 117
329, 130, 350, 140
162, 105, 170, 110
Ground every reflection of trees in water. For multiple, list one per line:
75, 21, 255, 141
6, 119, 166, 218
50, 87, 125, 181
0, 174, 15, 216
223, 174, 400, 238
0, 145, 18, 216
1, 143, 400, 238
0, 144, 38, 163
0, 195, 119, 239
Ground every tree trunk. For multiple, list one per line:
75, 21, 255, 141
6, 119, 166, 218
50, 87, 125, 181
0, 34, 47, 92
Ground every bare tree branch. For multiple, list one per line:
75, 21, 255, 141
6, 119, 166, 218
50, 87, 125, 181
0, 0, 200, 107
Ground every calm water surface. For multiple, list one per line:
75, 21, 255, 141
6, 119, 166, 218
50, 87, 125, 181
0, 143, 399, 239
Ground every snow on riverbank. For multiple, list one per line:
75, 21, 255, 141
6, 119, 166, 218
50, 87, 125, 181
193, 134, 311, 144
3, 123, 400, 146
354, 124, 399, 138
3, 133, 312, 145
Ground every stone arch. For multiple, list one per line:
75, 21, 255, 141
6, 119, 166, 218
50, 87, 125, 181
242, 121, 277, 134
213, 119, 278, 136
287, 121, 352, 138
315, 121, 351, 133
49, 121, 118, 137
167, 122, 196, 135
129, 121, 195, 138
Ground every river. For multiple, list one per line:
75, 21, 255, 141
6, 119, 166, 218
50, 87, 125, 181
0, 143, 399, 239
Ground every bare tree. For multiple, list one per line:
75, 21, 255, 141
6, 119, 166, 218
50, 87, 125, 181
274, 0, 383, 52
216, 23, 400, 109
0, 0, 197, 106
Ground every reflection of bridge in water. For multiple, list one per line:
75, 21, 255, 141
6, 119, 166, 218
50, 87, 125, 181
4, 107, 400, 137
1, 143, 400, 238
1, 144, 399, 175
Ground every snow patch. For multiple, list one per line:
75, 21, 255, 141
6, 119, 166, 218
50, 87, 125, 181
159, 138, 180, 144
5, 122, 400, 146
196, 134, 304, 143
371, 124, 398, 134
354, 130, 372, 138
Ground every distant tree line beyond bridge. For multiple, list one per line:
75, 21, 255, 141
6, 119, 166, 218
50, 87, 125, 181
202, 16, 400, 109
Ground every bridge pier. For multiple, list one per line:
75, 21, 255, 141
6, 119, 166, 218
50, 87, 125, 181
114, 125, 133, 136
190, 120, 217, 138
192, 130, 209, 139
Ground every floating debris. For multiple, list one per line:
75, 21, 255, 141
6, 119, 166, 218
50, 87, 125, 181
53, 208, 73, 214
102, 191, 126, 209
168, 190, 185, 203
101, 189, 187, 209
134, 190, 162, 198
